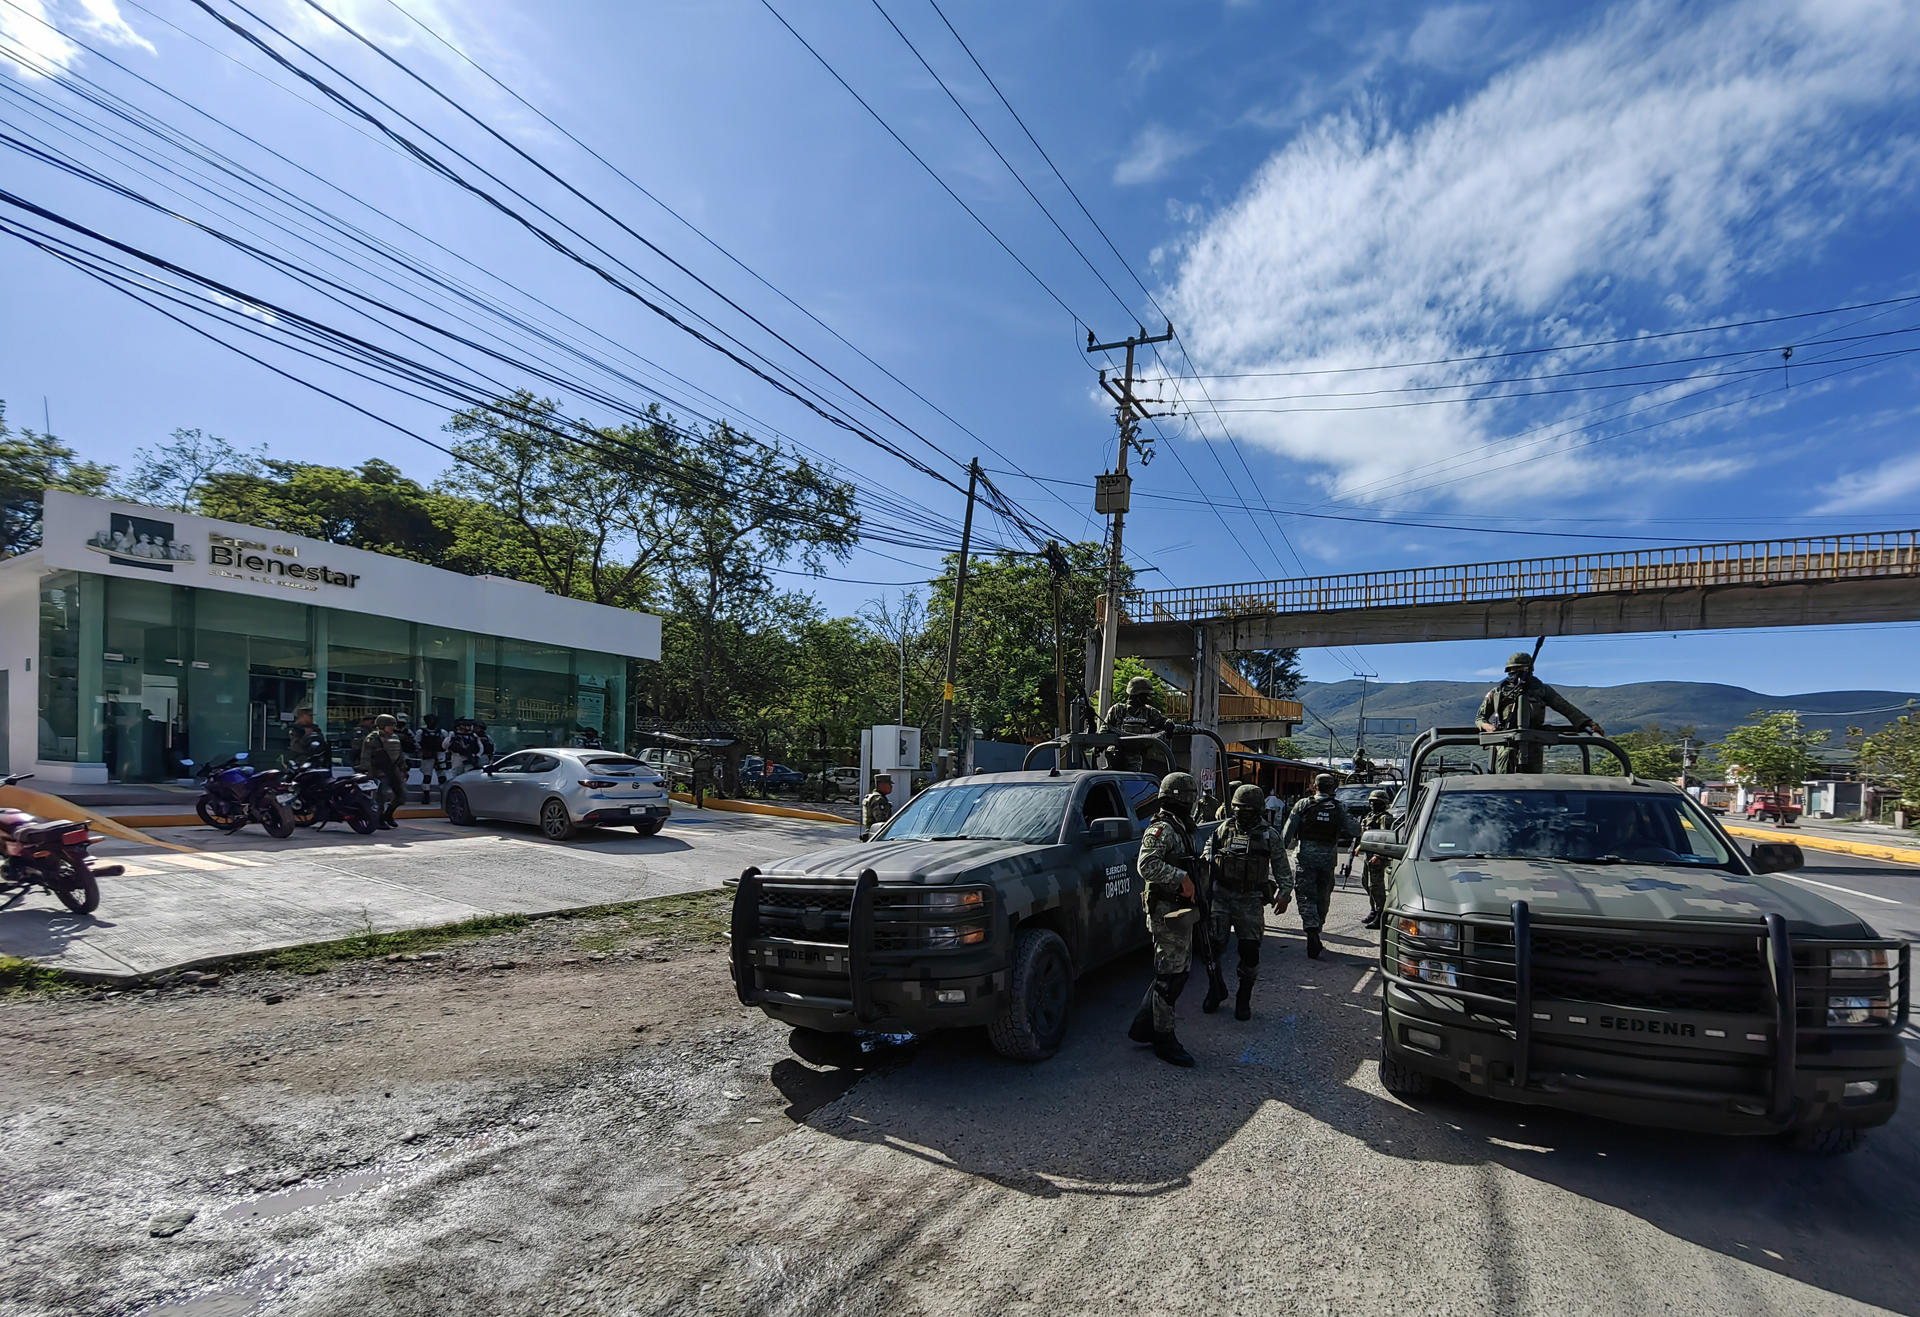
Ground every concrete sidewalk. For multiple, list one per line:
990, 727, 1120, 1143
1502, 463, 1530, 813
1726, 816, 1920, 866
0, 811, 843, 982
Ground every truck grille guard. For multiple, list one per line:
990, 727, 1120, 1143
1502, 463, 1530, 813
1382, 902, 1910, 1127
732, 868, 995, 1025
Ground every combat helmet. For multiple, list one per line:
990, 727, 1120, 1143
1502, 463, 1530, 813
1126, 675, 1154, 699
1158, 771, 1198, 807
1370, 789, 1391, 806
1314, 772, 1336, 791
1232, 783, 1265, 810
1505, 651, 1535, 671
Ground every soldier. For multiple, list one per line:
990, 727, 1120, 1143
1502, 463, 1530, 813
1281, 773, 1354, 959
1124, 771, 1204, 1067
1475, 651, 1605, 772
862, 775, 894, 835
1202, 783, 1292, 1020
1101, 674, 1171, 736
356, 713, 409, 830
1344, 788, 1394, 929
1214, 779, 1245, 821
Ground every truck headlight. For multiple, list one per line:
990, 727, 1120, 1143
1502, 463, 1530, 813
1403, 958, 1460, 989
1388, 915, 1460, 948
923, 923, 988, 949
1829, 948, 1891, 973
924, 889, 987, 913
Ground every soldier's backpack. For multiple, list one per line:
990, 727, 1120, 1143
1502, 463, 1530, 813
1295, 795, 1344, 844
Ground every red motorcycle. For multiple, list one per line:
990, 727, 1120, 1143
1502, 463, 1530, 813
0, 773, 122, 914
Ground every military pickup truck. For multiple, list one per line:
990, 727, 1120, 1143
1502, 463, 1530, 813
1362, 727, 1908, 1154
730, 733, 1214, 1062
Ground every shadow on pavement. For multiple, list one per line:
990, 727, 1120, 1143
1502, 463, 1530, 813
0, 903, 116, 961
792, 920, 1920, 1314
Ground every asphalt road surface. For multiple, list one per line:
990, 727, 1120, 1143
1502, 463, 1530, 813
5, 851, 1916, 1316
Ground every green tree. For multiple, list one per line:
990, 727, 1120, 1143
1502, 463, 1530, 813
118, 428, 259, 510
197, 458, 518, 576
442, 393, 698, 611
1614, 723, 1699, 782
1716, 710, 1828, 790
0, 402, 113, 557
1227, 647, 1304, 698
927, 540, 1115, 743
1857, 705, 1920, 810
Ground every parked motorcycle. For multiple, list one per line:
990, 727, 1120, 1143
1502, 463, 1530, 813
0, 773, 122, 914
187, 754, 297, 838
284, 764, 380, 835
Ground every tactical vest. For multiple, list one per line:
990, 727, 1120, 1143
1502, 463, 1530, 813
1295, 795, 1344, 844
418, 727, 446, 756
1213, 820, 1274, 890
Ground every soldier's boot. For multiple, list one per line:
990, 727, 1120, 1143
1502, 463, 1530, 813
1363, 907, 1383, 930
1306, 928, 1324, 959
1235, 980, 1254, 1021
1152, 1031, 1195, 1068
1235, 939, 1259, 1020
1126, 999, 1155, 1045
1202, 966, 1229, 1014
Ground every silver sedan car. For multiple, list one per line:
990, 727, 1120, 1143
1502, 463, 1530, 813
443, 748, 673, 840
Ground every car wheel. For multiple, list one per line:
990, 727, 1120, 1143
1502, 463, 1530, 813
540, 798, 576, 841
633, 820, 664, 837
1379, 1035, 1435, 1098
988, 927, 1073, 1062
444, 788, 475, 826
1787, 1125, 1864, 1156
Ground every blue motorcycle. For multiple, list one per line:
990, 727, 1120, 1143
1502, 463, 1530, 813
188, 753, 296, 838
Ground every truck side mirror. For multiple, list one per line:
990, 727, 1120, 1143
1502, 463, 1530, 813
1748, 841, 1804, 874
1087, 817, 1131, 847
1359, 828, 1406, 860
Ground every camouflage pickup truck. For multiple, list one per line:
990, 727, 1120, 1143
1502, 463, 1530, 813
1363, 727, 1909, 1154
730, 734, 1209, 1062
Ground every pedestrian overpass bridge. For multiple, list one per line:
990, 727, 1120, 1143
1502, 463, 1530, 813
1114, 528, 1920, 778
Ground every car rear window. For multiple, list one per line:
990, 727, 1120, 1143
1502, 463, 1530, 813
1423, 789, 1736, 868
584, 757, 649, 772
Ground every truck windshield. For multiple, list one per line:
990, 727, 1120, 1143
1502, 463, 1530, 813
883, 782, 1070, 844
1423, 789, 1736, 868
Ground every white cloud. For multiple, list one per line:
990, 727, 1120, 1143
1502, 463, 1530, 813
1814, 451, 1920, 513
1161, 0, 1920, 508
71, 0, 152, 54
0, 1, 83, 77
1114, 123, 1199, 186
1404, 4, 1499, 70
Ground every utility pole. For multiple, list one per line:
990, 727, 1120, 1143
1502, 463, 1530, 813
938, 459, 980, 779
1353, 671, 1378, 775
1087, 322, 1174, 723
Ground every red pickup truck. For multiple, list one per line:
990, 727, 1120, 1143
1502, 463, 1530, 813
1744, 792, 1801, 825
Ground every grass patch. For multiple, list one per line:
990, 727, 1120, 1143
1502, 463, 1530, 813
235, 912, 537, 977
574, 887, 732, 954
0, 954, 80, 999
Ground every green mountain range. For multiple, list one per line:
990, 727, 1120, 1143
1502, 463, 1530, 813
1291, 679, 1919, 757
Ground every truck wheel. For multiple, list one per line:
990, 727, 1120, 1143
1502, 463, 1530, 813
1379, 1036, 1435, 1098
1788, 1125, 1864, 1156
988, 927, 1072, 1062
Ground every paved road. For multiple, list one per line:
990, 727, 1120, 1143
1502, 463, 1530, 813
0, 811, 846, 980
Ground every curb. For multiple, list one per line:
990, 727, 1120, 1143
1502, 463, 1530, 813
667, 792, 853, 826
1724, 823, 1920, 867
110, 806, 448, 829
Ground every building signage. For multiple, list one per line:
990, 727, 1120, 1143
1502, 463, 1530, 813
85, 513, 194, 573
207, 532, 359, 591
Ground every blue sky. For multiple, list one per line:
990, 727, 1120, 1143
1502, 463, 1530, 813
2, 0, 1917, 697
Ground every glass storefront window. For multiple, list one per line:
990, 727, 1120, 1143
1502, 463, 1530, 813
37, 571, 89, 762
103, 576, 190, 781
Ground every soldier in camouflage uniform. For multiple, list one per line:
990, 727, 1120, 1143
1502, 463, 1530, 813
1214, 780, 1244, 821
861, 776, 894, 835
1476, 651, 1605, 773
1123, 771, 1203, 1067
1344, 788, 1394, 929
1101, 674, 1171, 736
1280, 773, 1354, 959
1202, 783, 1291, 1020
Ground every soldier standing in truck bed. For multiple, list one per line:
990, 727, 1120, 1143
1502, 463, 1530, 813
1476, 651, 1605, 773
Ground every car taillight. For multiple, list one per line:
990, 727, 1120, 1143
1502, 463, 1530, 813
578, 778, 619, 789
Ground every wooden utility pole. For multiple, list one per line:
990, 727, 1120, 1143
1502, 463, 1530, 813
1086, 323, 1174, 724
938, 459, 980, 778
1043, 542, 1070, 736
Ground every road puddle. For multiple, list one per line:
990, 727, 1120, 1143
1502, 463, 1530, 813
138, 1261, 291, 1316
217, 1166, 396, 1222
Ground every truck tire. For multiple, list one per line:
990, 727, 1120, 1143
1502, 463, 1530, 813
1788, 1125, 1864, 1156
988, 927, 1072, 1062
1379, 1035, 1435, 1098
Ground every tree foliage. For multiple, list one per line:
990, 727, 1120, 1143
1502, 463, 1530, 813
1614, 722, 1698, 782
1715, 710, 1828, 790
1857, 705, 1920, 809
0, 402, 113, 557
118, 428, 260, 511
1227, 647, 1303, 698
